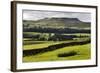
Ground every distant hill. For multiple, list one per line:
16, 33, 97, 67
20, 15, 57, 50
23, 17, 91, 29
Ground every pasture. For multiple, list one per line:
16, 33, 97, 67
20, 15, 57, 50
23, 43, 90, 62
23, 32, 91, 62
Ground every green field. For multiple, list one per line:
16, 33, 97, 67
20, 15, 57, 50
23, 43, 90, 62
23, 15, 91, 62
23, 41, 74, 50
23, 32, 91, 62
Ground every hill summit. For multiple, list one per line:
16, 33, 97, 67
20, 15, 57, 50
23, 17, 90, 28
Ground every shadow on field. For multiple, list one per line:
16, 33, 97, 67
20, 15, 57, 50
23, 40, 90, 57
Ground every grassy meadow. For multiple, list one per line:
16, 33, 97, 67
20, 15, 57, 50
23, 43, 90, 62
23, 32, 91, 62
22, 15, 91, 62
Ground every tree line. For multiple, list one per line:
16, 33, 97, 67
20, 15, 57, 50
23, 27, 90, 34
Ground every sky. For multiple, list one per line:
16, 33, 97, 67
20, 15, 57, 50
23, 10, 91, 22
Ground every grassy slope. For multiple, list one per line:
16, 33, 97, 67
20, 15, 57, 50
23, 43, 90, 62
24, 32, 90, 36
23, 41, 74, 50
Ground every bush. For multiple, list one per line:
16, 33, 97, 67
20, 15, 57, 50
58, 51, 77, 57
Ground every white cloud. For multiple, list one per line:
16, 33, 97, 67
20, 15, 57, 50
23, 10, 91, 22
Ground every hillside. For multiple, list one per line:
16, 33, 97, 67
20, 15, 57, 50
23, 17, 91, 29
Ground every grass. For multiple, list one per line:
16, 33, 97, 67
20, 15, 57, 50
23, 41, 73, 50
23, 43, 91, 62
23, 32, 91, 62
63, 33, 90, 36
24, 32, 90, 37
23, 37, 90, 50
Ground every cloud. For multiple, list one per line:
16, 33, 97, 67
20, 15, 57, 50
23, 10, 91, 22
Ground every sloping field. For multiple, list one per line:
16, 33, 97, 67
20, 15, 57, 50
23, 43, 90, 62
